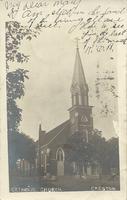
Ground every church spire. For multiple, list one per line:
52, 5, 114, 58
69, 45, 93, 136
71, 47, 87, 88
71, 45, 89, 106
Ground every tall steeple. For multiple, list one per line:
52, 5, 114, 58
69, 45, 93, 139
71, 46, 89, 106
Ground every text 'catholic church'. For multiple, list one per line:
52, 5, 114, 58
36, 46, 100, 178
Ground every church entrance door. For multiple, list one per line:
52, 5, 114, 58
56, 148, 64, 176
57, 161, 64, 176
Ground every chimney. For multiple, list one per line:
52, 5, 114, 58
39, 123, 46, 144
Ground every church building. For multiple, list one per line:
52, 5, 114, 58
36, 45, 99, 178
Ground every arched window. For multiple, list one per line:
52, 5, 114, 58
79, 95, 82, 105
76, 94, 79, 105
84, 95, 88, 105
56, 148, 65, 161
72, 95, 75, 106
73, 95, 76, 105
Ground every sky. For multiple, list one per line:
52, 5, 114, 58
11, 26, 118, 141
5, 0, 125, 141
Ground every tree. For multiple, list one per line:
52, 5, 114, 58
104, 137, 119, 174
89, 129, 107, 170
66, 131, 96, 175
6, 21, 38, 65
66, 130, 119, 176
6, 21, 38, 177
14, 133, 36, 164
7, 69, 29, 133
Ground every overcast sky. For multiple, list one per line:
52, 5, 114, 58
10, 26, 118, 141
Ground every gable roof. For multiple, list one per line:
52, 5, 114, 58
40, 120, 70, 147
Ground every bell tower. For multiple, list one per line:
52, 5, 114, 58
68, 44, 93, 141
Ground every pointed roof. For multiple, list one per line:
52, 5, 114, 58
71, 47, 87, 91
39, 120, 70, 147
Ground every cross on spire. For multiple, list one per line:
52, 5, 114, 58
75, 37, 80, 49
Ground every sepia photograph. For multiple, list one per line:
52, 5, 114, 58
0, 0, 126, 198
